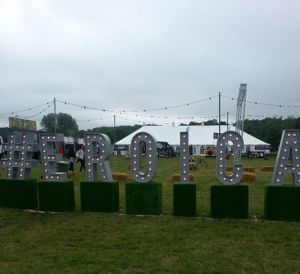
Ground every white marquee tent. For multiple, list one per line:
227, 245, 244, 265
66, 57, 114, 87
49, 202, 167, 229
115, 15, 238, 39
115, 125, 270, 156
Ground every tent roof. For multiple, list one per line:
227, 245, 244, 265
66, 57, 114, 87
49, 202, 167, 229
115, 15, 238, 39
115, 125, 270, 146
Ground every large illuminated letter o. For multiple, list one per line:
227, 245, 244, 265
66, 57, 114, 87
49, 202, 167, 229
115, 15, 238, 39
130, 132, 157, 183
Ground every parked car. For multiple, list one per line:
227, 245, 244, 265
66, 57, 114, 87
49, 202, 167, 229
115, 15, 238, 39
157, 141, 176, 157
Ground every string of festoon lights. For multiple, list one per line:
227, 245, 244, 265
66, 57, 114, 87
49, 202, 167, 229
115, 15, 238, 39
1, 94, 299, 128
71, 111, 300, 129
222, 94, 300, 108
55, 96, 221, 125
0, 95, 219, 128
56, 95, 218, 115
76, 116, 113, 123
2, 94, 299, 119
55, 94, 300, 122
0, 101, 54, 127
116, 114, 172, 125
20, 102, 54, 120
228, 112, 300, 120
0, 101, 53, 118
73, 114, 228, 126
114, 113, 229, 126
133, 95, 219, 112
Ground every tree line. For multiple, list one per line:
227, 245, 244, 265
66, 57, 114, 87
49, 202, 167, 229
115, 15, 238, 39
41, 113, 300, 150
243, 117, 300, 150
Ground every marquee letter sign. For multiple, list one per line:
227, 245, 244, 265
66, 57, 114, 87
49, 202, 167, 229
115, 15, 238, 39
216, 131, 244, 184
40, 133, 67, 181
272, 130, 300, 185
130, 132, 157, 183
1, 132, 35, 179
85, 133, 113, 182
180, 130, 189, 182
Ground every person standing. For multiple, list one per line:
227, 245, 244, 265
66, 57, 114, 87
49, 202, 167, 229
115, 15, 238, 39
67, 148, 75, 172
76, 146, 85, 172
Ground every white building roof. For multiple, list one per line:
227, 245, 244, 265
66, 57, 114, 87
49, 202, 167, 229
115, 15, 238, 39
116, 125, 270, 146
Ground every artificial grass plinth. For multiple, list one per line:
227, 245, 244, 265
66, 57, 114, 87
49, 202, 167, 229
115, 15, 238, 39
211, 184, 249, 219
38, 180, 75, 212
125, 182, 162, 215
0, 179, 37, 209
80, 181, 119, 212
173, 183, 196, 216
265, 185, 300, 221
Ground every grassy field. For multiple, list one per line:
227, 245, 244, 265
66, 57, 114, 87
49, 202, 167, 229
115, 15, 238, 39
1, 156, 300, 273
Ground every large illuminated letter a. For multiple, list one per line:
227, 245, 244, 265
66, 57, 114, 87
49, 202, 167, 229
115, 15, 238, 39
272, 130, 300, 185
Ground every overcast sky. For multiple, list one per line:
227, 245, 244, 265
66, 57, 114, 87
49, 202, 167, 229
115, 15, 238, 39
0, 0, 299, 130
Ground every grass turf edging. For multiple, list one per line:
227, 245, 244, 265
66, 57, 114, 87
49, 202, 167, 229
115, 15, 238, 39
125, 182, 162, 215
0, 178, 38, 209
210, 184, 249, 219
80, 181, 119, 212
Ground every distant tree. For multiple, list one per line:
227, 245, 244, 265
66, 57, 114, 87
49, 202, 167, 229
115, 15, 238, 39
202, 119, 226, 126
189, 121, 202, 125
88, 125, 141, 143
41, 113, 79, 137
78, 129, 86, 138
204, 119, 218, 125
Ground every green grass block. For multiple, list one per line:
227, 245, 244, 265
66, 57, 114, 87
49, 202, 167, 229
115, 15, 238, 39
126, 182, 162, 215
265, 185, 300, 221
80, 181, 119, 212
211, 184, 249, 219
38, 180, 75, 212
173, 183, 196, 217
0, 179, 38, 209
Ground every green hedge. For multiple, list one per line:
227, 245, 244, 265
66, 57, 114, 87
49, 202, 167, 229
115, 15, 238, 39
173, 183, 196, 217
80, 181, 119, 212
126, 182, 162, 215
38, 180, 75, 212
265, 185, 300, 221
0, 179, 38, 209
211, 184, 249, 219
